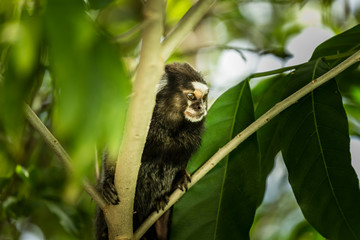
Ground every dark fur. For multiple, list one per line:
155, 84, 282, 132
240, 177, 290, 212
95, 63, 207, 240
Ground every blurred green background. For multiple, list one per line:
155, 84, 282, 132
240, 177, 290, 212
0, 0, 359, 239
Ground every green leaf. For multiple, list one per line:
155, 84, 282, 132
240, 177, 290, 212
310, 24, 360, 62
253, 75, 289, 195
44, 0, 131, 175
310, 23, 360, 137
280, 59, 360, 239
0, 14, 42, 148
171, 80, 261, 240
166, 0, 193, 25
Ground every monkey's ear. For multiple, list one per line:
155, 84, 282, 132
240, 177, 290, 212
165, 62, 195, 78
165, 62, 194, 74
165, 63, 181, 74
164, 62, 204, 84
164, 63, 182, 83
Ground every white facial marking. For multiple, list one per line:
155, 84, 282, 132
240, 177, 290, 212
184, 81, 208, 122
184, 109, 205, 122
192, 82, 209, 95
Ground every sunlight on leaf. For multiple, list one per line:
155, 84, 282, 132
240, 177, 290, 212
15, 165, 29, 180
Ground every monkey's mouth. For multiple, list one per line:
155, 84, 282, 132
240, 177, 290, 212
184, 110, 205, 122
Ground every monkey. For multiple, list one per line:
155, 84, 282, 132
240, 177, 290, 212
95, 62, 209, 240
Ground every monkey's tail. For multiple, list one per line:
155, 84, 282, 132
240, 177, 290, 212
94, 206, 108, 240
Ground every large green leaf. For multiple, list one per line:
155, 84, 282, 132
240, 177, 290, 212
253, 75, 289, 196
310, 24, 360, 62
44, 0, 131, 173
171, 80, 261, 240
311, 24, 360, 138
280, 59, 360, 239
310, 23, 360, 138
0, 13, 42, 149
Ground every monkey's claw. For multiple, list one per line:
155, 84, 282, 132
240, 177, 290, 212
175, 170, 191, 192
155, 195, 170, 212
102, 177, 120, 205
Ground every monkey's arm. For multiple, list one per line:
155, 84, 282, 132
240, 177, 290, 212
172, 169, 191, 192
99, 152, 120, 205
101, 168, 120, 205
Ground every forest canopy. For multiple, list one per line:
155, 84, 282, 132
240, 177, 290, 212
0, 0, 360, 239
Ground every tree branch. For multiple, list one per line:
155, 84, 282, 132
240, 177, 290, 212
135, 49, 360, 239
23, 104, 106, 209
160, 0, 216, 60
249, 64, 303, 78
106, 0, 164, 239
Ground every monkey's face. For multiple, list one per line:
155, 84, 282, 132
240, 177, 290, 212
183, 82, 208, 123
155, 62, 209, 126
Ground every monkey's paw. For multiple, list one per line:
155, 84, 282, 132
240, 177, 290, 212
102, 177, 120, 205
155, 195, 170, 212
174, 170, 191, 192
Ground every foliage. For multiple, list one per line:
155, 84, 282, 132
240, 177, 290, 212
0, 0, 359, 239
172, 24, 360, 240
281, 59, 360, 239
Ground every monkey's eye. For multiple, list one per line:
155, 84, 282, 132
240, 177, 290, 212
187, 93, 196, 100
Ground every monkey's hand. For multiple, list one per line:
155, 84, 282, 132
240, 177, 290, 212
173, 169, 191, 192
101, 175, 120, 205
154, 194, 170, 212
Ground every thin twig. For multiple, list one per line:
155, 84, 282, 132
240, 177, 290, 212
24, 104, 72, 172
248, 48, 360, 79
160, 0, 217, 60
23, 104, 106, 209
180, 44, 292, 61
249, 64, 303, 78
134, 49, 360, 239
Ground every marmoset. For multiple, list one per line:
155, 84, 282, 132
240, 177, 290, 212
95, 62, 209, 240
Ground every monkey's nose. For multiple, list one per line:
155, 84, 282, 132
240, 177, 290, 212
192, 103, 202, 110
